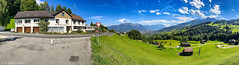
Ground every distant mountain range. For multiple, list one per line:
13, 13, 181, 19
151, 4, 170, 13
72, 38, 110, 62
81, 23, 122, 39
155, 17, 217, 33
108, 23, 153, 32
108, 18, 217, 33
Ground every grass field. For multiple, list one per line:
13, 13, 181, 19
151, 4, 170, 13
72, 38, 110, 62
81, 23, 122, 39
91, 34, 239, 65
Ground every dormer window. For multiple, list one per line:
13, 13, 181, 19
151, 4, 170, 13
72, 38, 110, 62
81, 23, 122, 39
56, 19, 59, 24
62, 13, 65, 16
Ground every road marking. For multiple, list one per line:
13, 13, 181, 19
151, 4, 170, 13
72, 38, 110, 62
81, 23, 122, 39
50, 39, 54, 45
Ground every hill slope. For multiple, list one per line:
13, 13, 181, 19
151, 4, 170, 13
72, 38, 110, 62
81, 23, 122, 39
155, 18, 217, 33
91, 34, 239, 65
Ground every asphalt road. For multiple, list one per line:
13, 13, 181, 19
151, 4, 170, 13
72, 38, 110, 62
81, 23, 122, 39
0, 32, 113, 38
0, 37, 92, 65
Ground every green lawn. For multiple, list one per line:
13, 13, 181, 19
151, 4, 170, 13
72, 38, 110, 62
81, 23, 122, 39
154, 40, 180, 47
91, 34, 239, 65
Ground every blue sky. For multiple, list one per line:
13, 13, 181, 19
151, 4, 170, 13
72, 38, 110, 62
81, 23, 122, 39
37, 0, 239, 27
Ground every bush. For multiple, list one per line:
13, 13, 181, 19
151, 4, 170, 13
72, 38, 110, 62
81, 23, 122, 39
109, 29, 116, 33
77, 29, 83, 33
127, 30, 142, 40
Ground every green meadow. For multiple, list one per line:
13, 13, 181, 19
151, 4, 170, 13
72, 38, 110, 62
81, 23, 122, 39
91, 34, 239, 65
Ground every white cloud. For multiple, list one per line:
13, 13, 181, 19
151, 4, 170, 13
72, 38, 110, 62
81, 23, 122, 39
156, 12, 160, 15
207, 15, 219, 18
210, 4, 221, 14
138, 10, 146, 14
163, 12, 170, 15
178, 7, 189, 14
232, 9, 235, 12
150, 10, 159, 13
36, 0, 43, 5
209, 0, 212, 3
138, 20, 171, 25
163, 24, 171, 27
183, 0, 188, 3
87, 16, 104, 20
189, 9, 206, 18
176, 16, 195, 22
118, 18, 129, 23
190, 0, 205, 9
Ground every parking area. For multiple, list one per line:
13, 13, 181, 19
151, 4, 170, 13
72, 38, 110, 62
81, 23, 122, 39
0, 37, 92, 65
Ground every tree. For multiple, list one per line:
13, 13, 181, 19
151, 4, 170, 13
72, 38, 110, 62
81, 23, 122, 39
37, 18, 50, 32
203, 34, 209, 41
127, 30, 142, 40
0, 0, 10, 27
50, 5, 54, 11
8, 0, 21, 16
20, 0, 40, 11
62, 6, 67, 10
90, 22, 93, 26
67, 8, 72, 14
55, 5, 62, 12
39, 1, 50, 11
109, 29, 116, 33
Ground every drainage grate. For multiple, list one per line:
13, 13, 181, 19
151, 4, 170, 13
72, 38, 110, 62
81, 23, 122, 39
69, 56, 79, 62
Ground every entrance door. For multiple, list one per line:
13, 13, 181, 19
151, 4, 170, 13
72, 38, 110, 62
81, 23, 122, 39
67, 26, 71, 33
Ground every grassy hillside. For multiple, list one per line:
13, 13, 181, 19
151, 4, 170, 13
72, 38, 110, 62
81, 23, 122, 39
91, 34, 239, 65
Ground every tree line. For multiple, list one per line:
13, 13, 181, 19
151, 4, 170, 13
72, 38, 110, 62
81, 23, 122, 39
126, 21, 239, 45
0, 0, 73, 27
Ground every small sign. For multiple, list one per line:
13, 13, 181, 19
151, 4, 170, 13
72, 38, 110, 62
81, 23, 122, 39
95, 30, 98, 32
96, 22, 101, 28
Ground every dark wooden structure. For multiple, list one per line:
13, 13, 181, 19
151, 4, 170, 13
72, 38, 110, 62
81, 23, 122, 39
181, 42, 191, 47
182, 47, 193, 56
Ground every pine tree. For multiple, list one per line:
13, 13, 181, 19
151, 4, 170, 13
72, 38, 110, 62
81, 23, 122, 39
55, 5, 62, 12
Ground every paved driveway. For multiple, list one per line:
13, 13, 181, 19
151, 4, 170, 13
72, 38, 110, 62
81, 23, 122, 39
0, 37, 92, 65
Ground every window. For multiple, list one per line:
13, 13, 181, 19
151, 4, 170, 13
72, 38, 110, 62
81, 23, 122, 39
62, 13, 65, 16
34, 19, 39, 22
73, 20, 76, 24
74, 26, 78, 29
78, 21, 81, 25
18, 20, 22, 24
66, 20, 68, 24
25, 20, 31, 23
56, 19, 59, 24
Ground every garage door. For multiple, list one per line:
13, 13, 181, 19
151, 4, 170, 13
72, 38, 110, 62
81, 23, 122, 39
33, 27, 40, 33
17, 27, 22, 32
24, 27, 31, 33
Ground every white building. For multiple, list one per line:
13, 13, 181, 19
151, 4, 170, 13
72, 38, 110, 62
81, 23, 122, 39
14, 10, 95, 33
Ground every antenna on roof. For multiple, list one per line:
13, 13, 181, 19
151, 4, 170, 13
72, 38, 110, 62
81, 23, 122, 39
74, 4, 75, 14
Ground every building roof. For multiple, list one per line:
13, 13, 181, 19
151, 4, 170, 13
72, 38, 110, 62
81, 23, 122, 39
14, 11, 56, 19
184, 47, 193, 52
229, 39, 236, 42
14, 10, 86, 22
71, 14, 86, 22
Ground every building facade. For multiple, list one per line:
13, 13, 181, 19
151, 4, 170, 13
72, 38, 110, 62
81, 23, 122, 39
14, 10, 95, 33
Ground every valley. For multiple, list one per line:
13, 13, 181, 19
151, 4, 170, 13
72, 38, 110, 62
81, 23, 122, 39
91, 34, 239, 65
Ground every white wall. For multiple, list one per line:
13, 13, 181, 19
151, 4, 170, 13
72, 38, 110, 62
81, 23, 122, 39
15, 18, 87, 33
